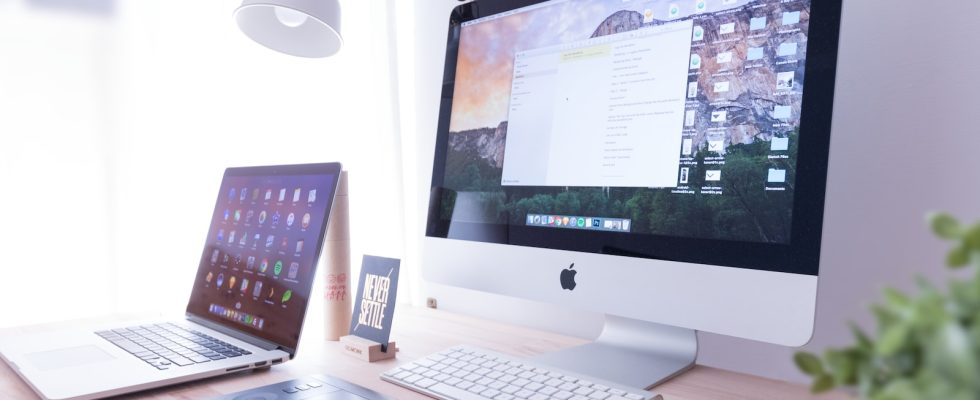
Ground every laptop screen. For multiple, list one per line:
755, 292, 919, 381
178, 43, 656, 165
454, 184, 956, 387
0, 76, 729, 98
186, 163, 341, 351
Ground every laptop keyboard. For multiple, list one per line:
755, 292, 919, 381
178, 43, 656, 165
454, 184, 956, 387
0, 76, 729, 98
95, 323, 251, 370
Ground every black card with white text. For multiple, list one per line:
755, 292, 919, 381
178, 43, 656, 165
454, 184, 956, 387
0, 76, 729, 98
349, 255, 400, 352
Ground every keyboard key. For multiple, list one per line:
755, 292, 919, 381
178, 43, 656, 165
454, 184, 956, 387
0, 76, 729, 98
393, 371, 412, 380
430, 383, 485, 400
416, 378, 438, 389
574, 387, 595, 396
554, 391, 575, 400
167, 356, 195, 367
539, 386, 559, 396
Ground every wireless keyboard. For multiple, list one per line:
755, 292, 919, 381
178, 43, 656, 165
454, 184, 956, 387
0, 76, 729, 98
381, 345, 659, 400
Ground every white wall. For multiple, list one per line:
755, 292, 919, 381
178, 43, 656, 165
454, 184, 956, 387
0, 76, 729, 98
0, 0, 406, 326
408, 0, 980, 382
107, 0, 405, 316
0, 2, 116, 327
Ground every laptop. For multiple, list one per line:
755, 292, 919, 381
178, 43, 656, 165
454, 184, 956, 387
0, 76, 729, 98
0, 162, 343, 400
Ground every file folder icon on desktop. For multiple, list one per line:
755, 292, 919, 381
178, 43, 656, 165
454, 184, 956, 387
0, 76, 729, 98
783, 11, 801, 25
768, 169, 787, 183
771, 137, 789, 151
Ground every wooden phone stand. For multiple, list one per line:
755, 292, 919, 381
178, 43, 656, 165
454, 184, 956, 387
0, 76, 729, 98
339, 335, 398, 362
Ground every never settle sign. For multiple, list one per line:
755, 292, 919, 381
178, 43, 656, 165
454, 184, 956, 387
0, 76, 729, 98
357, 273, 391, 329
349, 256, 400, 350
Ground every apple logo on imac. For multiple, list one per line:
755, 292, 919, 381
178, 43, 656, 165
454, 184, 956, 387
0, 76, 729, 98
560, 264, 577, 291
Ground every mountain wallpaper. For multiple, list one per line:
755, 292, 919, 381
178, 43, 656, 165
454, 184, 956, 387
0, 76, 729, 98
439, 0, 811, 244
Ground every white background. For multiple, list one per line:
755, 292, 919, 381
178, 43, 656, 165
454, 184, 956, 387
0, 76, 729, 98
3, 0, 980, 385
0, 0, 414, 327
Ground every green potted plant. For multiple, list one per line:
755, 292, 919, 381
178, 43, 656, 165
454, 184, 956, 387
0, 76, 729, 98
795, 214, 980, 400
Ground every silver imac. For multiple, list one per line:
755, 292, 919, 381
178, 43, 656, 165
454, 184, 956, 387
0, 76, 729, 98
423, 0, 842, 389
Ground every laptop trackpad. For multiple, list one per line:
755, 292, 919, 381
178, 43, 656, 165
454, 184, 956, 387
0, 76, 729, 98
26, 345, 116, 371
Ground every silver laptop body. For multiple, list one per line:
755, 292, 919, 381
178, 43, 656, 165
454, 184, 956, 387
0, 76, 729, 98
0, 163, 343, 400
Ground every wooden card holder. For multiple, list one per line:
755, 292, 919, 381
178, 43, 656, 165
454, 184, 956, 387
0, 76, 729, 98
339, 335, 398, 362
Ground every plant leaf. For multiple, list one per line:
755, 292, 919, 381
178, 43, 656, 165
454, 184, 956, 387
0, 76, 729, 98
876, 323, 909, 356
929, 213, 962, 240
883, 287, 911, 308
825, 349, 858, 386
810, 374, 835, 393
947, 244, 970, 269
849, 322, 874, 350
965, 224, 980, 249
794, 352, 825, 376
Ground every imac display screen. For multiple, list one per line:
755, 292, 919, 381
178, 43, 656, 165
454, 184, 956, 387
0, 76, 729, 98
428, 0, 837, 275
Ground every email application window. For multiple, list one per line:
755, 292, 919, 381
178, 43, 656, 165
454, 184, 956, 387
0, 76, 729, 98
501, 20, 694, 188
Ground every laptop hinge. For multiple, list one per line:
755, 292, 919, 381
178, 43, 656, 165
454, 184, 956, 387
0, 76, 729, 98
186, 314, 295, 356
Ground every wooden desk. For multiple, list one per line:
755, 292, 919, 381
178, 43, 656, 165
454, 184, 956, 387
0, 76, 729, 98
0, 307, 845, 400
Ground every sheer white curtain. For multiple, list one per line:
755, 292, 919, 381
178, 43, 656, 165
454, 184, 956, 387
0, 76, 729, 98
0, 0, 409, 327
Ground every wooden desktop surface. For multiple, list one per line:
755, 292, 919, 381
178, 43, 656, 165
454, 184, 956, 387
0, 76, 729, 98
0, 307, 846, 400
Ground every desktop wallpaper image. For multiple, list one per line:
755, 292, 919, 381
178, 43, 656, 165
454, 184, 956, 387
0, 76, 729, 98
440, 0, 810, 244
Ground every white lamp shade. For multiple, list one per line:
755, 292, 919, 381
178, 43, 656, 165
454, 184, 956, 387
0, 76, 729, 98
235, 0, 343, 58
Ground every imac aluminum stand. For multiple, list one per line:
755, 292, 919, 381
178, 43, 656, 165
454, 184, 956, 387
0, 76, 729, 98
531, 315, 697, 390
